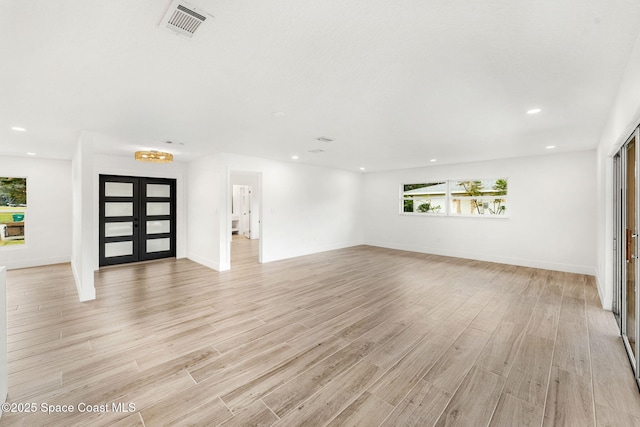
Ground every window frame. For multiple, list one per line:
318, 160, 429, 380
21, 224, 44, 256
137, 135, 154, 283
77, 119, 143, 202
0, 177, 27, 247
400, 181, 449, 216
399, 178, 508, 219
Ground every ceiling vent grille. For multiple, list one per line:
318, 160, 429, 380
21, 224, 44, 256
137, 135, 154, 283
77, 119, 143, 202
161, 0, 211, 38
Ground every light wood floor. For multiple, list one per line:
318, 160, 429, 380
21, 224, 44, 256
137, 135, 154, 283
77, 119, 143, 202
2, 242, 640, 426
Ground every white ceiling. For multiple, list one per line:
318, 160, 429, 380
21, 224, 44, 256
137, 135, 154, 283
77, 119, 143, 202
2, 0, 640, 172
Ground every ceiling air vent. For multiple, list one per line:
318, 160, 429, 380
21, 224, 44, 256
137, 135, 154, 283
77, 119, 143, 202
161, 0, 211, 38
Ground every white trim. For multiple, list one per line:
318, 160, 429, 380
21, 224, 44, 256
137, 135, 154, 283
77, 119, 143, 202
365, 240, 595, 276
187, 253, 224, 272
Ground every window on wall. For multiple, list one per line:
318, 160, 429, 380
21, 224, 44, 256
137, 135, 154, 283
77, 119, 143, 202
0, 177, 27, 246
402, 182, 447, 214
401, 178, 508, 217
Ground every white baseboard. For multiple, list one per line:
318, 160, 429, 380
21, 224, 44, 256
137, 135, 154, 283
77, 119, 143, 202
364, 240, 596, 276
187, 253, 223, 272
261, 240, 363, 263
3, 256, 70, 270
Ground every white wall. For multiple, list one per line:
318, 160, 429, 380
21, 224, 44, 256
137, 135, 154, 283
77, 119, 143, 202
187, 154, 226, 271
595, 33, 640, 309
71, 135, 96, 301
364, 151, 597, 275
0, 156, 72, 269
187, 153, 364, 271
223, 154, 364, 267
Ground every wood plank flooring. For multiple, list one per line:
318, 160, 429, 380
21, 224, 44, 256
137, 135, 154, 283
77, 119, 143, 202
1, 239, 640, 426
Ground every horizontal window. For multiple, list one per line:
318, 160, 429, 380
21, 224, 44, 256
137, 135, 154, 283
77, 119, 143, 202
401, 178, 508, 218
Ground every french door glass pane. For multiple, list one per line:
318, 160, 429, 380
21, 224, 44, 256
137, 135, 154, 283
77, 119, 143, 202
147, 202, 170, 216
104, 241, 133, 257
147, 184, 171, 198
147, 238, 170, 253
147, 220, 170, 234
105, 222, 134, 237
105, 202, 133, 217
627, 140, 637, 357
105, 182, 133, 197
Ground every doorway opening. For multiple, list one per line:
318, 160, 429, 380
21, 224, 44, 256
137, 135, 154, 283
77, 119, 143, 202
230, 172, 261, 268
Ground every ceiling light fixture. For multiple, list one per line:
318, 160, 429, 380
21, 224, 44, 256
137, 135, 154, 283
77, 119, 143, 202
527, 108, 541, 115
135, 150, 173, 163
26, 152, 36, 156
430, 159, 437, 162
359, 167, 365, 171
291, 155, 299, 160
546, 145, 556, 149
11, 126, 26, 132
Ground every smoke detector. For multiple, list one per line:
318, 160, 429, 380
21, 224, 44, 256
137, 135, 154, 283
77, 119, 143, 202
161, 0, 212, 38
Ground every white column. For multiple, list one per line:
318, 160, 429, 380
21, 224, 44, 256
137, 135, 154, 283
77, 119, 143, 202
0, 266, 7, 414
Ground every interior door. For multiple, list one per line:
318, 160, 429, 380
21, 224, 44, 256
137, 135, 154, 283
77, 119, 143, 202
241, 185, 251, 239
99, 175, 176, 266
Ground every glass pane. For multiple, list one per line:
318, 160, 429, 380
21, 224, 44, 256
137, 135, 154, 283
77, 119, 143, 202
105, 202, 133, 217
105, 222, 133, 237
147, 220, 170, 234
450, 179, 508, 216
626, 139, 636, 358
147, 238, 170, 253
147, 202, 170, 216
402, 182, 446, 213
450, 179, 508, 198
105, 182, 133, 197
147, 184, 170, 198
104, 241, 133, 257
450, 197, 508, 216
0, 178, 27, 247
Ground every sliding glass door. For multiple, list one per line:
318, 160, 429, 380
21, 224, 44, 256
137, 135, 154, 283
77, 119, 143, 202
614, 127, 640, 387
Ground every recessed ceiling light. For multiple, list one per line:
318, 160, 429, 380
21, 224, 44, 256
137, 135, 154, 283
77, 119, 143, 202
359, 167, 365, 171
26, 152, 36, 156
291, 155, 299, 160
430, 159, 437, 162
527, 108, 541, 115
546, 145, 556, 149
11, 126, 26, 132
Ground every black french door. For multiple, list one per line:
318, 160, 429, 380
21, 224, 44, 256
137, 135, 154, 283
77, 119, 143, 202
99, 175, 176, 266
